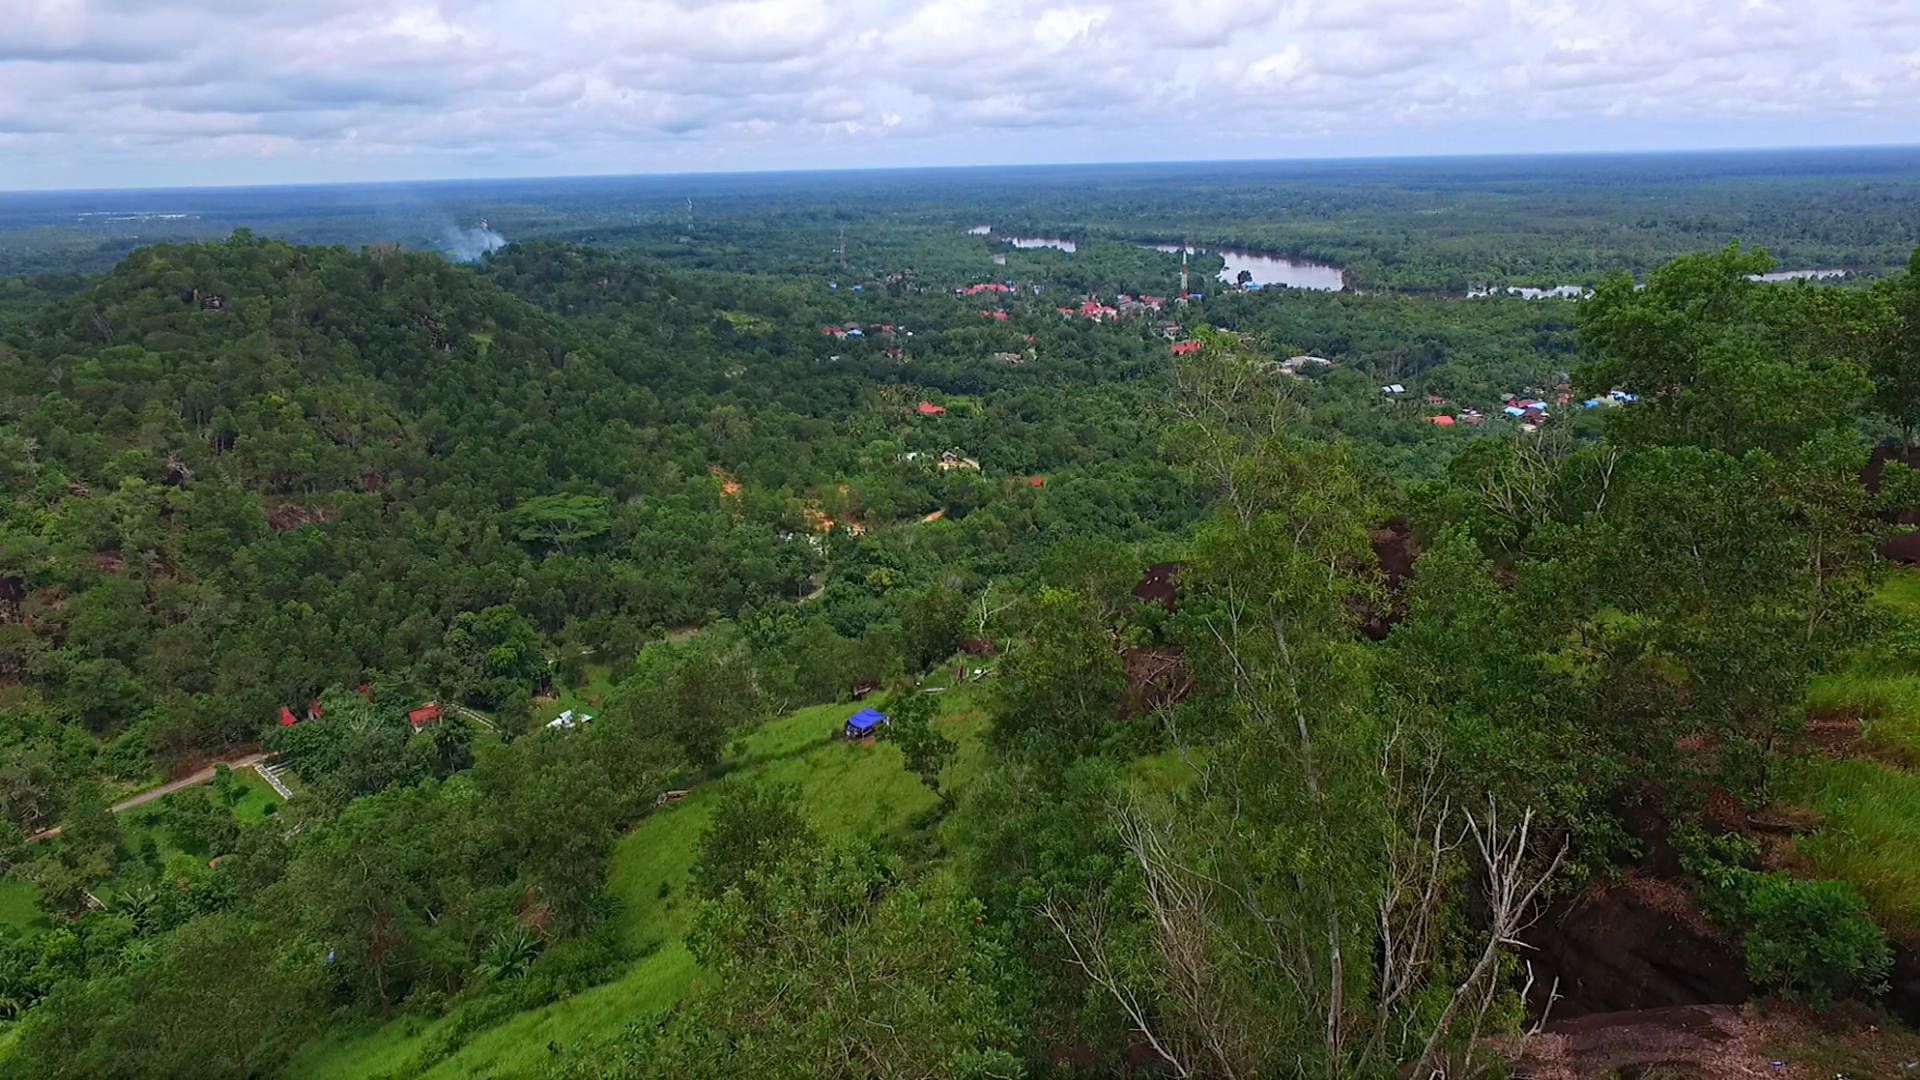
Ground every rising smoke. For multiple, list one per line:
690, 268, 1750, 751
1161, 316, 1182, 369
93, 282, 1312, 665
444, 223, 508, 262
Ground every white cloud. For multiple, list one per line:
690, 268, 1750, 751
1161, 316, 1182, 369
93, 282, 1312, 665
1, 0, 1918, 187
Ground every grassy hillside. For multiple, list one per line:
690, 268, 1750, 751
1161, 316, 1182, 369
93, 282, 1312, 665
1786, 569, 1920, 941
281, 682, 993, 1080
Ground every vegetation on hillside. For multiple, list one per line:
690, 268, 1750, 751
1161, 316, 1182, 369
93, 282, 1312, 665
5, 181, 1920, 1078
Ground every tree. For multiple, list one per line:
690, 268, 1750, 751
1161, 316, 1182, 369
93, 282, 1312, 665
9, 913, 326, 1080
28, 783, 118, 915
690, 783, 816, 903
440, 606, 548, 715
264, 686, 416, 806
1577, 242, 1872, 459
879, 689, 955, 799
507, 494, 613, 549
1871, 245, 1920, 444
902, 582, 969, 670
606, 634, 762, 770
564, 845, 1021, 1080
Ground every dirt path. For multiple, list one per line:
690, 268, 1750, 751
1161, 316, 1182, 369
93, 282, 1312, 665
26, 752, 269, 844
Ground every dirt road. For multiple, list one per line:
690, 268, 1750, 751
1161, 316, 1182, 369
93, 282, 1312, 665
25, 752, 269, 843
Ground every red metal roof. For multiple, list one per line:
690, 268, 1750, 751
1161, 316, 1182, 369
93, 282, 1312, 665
1170, 340, 1202, 355
916, 401, 947, 416
408, 702, 442, 726
277, 706, 298, 727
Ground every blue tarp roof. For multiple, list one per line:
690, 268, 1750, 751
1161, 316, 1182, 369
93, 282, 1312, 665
846, 706, 889, 732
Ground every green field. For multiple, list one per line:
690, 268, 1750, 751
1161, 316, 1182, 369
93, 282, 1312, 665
0, 877, 48, 934
282, 688, 990, 1080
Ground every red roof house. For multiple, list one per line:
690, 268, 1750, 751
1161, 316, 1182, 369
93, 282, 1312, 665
1429, 414, 1456, 426
277, 706, 299, 727
408, 702, 443, 726
916, 401, 947, 416
1170, 340, 1202, 355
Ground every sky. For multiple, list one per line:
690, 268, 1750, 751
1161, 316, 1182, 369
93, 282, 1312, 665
4, 0, 1920, 191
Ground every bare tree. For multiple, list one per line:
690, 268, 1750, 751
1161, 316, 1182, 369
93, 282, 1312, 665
1410, 802, 1567, 1080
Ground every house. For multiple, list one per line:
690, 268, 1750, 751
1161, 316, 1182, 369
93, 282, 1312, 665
916, 401, 946, 416
1381, 384, 1406, 395
1170, 340, 1202, 355
938, 450, 981, 471
1430, 414, 1456, 426
1424, 393, 1448, 405
844, 706, 889, 739
851, 679, 879, 700
1279, 355, 1333, 375
1503, 405, 1526, 417
277, 706, 299, 727
407, 702, 442, 726
992, 351, 1024, 365
980, 308, 1009, 320
547, 709, 592, 730
307, 699, 323, 720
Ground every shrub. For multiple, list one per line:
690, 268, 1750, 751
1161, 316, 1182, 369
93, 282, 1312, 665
1740, 874, 1891, 1008
1682, 828, 1892, 1007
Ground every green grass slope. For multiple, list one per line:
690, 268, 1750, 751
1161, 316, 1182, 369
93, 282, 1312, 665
282, 687, 991, 1080
1785, 568, 1920, 942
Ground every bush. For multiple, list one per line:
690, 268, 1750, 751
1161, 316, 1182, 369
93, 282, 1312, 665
1741, 874, 1891, 1007
1682, 829, 1892, 1007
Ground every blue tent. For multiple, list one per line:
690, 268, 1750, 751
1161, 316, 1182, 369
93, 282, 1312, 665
845, 706, 889, 737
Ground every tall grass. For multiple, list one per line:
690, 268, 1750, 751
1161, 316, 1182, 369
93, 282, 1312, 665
1782, 757, 1920, 941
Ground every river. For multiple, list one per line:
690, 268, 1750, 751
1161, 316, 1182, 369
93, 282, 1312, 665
1142, 242, 1346, 291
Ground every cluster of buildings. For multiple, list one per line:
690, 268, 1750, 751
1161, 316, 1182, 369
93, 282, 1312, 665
901, 448, 981, 471
1419, 384, 1640, 434
1277, 355, 1334, 376
1053, 293, 1169, 323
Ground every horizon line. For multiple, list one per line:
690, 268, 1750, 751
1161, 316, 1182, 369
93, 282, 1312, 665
5, 141, 1920, 199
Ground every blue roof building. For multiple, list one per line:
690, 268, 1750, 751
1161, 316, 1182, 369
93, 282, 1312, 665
844, 706, 889, 739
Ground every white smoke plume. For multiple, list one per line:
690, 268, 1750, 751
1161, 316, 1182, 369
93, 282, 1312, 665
444, 223, 508, 262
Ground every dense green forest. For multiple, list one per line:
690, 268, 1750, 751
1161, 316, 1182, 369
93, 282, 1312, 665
6, 176, 1920, 1079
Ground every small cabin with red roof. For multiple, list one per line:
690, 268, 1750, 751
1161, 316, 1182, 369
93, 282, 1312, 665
916, 401, 946, 416
1170, 340, 1201, 355
277, 706, 299, 727
408, 702, 443, 727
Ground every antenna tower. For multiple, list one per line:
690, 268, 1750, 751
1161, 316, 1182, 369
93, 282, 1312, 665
1180, 243, 1191, 298
837, 225, 847, 267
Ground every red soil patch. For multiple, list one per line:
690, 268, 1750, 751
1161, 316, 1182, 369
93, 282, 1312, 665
707, 464, 743, 497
